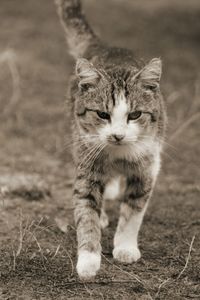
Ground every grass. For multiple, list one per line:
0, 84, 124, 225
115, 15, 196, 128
0, 0, 200, 299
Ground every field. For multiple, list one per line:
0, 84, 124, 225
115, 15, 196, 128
0, 0, 200, 299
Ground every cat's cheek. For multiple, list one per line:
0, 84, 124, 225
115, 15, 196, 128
97, 124, 111, 143
126, 122, 140, 142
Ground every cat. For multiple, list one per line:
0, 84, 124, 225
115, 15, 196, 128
55, 0, 167, 280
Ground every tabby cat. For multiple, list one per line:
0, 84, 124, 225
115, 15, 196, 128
55, 0, 166, 280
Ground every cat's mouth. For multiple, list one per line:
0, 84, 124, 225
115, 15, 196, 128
107, 135, 127, 146
107, 140, 128, 147
109, 141, 123, 146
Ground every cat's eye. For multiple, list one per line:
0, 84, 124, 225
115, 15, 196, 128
96, 111, 110, 120
79, 83, 94, 92
144, 83, 158, 91
128, 111, 142, 121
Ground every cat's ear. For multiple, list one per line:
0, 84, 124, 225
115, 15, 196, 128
139, 58, 162, 90
75, 58, 101, 90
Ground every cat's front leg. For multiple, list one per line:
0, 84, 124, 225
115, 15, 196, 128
113, 176, 152, 264
73, 175, 104, 280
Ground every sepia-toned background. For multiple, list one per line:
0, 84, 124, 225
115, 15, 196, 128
0, 0, 199, 299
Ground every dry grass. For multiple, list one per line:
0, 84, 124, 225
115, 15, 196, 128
177, 236, 196, 280
0, 49, 21, 116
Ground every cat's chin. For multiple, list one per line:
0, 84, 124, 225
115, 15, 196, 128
106, 143, 136, 161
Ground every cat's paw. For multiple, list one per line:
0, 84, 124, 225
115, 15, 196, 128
100, 210, 109, 229
113, 246, 141, 264
76, 250, 101, 280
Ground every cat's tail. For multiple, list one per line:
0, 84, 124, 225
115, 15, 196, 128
55, 0, 97, 59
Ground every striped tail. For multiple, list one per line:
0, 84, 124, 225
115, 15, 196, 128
55, 0, 97, 59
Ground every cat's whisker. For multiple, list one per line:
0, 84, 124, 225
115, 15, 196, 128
91, 145, 106, 166
135, 135, 178, 152
79, 134, 100, 138
162, 151, 176, 162
78, 143, 102, 169
63, 136, 100, 150
64, 139, 86, 146
81, 145, 100, 168
59, 139, 92, 155
81, 143, 105, 168
65, 137, 96, 144
160, 139, 178, 152
64, 134, 100, 142
63, 140, 89, 151
79, 143, 99, 163
86, 143, 106, 168
131, 142, 150, 168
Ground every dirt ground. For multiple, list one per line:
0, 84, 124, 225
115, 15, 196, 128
0, 0, 200, 299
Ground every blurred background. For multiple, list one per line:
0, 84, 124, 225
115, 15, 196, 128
0, 0, 200, 299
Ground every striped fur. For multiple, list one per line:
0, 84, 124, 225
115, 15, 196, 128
55, 0, 167, 280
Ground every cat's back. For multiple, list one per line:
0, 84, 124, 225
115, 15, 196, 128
55, 0, 142, 70
85, 42, 142, 70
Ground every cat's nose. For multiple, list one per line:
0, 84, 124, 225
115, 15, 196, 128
112, 134, 125, 142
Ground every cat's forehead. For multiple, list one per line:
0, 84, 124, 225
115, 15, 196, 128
105, 86, 130, 113
103, 68, 137, 111
86, 65, 155, 112
108, 67, 137, 83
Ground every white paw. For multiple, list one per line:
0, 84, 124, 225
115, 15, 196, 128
100, 210, 109, 229
113, 246, 141, 264
76, 250, 101, 280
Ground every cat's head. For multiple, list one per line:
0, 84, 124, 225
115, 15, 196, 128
74, 58, 165, 159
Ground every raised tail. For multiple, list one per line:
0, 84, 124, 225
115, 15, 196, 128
55, 0, 97, 59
